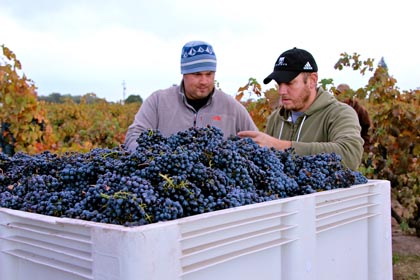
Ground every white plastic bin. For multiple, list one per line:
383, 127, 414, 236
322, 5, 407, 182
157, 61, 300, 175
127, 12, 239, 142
0, 180, 392, 280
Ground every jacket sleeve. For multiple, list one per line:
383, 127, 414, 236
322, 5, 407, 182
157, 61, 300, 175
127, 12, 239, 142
292, 105, 364, 170
124, 94, 159, 152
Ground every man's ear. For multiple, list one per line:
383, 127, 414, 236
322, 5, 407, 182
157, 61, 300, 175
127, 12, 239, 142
310, 72, 318, 89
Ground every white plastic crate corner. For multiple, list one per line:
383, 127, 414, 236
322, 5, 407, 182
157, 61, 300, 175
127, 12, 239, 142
0, 180, 392, 280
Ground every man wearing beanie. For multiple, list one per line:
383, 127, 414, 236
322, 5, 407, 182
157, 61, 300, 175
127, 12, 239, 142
238, 47, 364, 170
124, 40, 258, 152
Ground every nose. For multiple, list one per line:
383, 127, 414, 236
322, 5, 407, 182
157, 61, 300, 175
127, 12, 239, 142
198, 74, 211, 84
277, 83, 287, 95
199, 76, 209, 83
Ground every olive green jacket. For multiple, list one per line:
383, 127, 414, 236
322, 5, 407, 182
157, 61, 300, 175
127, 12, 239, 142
265, 87, 364, 170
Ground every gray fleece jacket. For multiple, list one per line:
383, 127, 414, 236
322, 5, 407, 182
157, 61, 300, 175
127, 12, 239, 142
124, 84, 258, 151
265, 87, 364, 170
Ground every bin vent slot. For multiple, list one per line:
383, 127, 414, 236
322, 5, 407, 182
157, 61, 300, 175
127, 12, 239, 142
180, 209, 297, 275
181, 210, 296, 238
183, 224, 294, 255
1, 221, 93, 277
316, 212, 378, 233
316, 191, 378, 209
317, 202, 377, 220
181, 237, 294, 275
315, 189, 380, 233
3, 249, 93, 280
1, 235, 92, 261
4, 222, 91, 243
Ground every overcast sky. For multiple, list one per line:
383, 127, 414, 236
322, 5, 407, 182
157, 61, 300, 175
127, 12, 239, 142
1, 0, 418, 102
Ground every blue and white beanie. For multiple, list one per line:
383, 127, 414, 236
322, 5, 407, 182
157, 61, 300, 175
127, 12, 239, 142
180, 41, 217, 74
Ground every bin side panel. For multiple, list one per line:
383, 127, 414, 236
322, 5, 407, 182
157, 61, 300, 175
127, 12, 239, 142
0, 180, 393, 280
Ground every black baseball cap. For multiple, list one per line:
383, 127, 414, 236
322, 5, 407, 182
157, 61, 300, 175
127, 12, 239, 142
263, 47, 318, 84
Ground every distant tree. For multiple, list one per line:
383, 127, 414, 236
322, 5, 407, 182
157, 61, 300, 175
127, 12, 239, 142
83, 93, 105, 104
125, 94, 143, 104
38, 93, 106, 104
38, 92, 64, 103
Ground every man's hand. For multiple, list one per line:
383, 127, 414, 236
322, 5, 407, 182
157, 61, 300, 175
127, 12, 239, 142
237, 131, 292, 150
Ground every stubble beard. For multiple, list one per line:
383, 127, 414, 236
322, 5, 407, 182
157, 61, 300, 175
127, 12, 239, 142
282, 86, 311, 112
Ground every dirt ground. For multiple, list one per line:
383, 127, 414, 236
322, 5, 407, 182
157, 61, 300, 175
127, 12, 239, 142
392, 218, 420, 255
392, 215, 420, 279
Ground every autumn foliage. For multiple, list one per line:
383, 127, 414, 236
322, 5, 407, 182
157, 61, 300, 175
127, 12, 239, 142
0, 45, 57, 154
43, 98, 139, 153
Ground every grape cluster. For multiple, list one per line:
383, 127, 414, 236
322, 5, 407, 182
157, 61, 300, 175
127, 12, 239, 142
0, 126, 368, 226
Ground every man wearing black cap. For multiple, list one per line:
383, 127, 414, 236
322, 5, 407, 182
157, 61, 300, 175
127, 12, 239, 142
238, 47, 364, 170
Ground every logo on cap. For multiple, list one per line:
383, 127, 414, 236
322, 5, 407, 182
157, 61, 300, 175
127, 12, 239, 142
275, 57, 287, 67
303, 62, 313, 70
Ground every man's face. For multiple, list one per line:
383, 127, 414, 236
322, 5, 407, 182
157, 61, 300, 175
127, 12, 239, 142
183, 71, 215, 100
277, 73, 317, 112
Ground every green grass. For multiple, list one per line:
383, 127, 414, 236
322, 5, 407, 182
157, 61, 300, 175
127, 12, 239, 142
393, 253, 420, 280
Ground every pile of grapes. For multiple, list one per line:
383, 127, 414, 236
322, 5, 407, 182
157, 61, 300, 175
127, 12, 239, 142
0, 126, 367, 227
